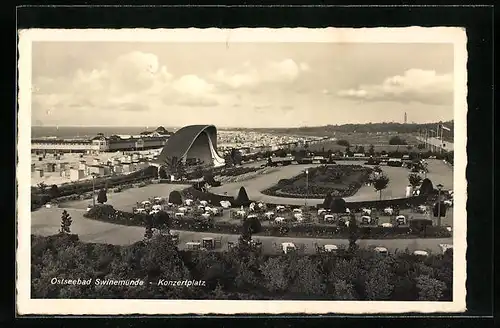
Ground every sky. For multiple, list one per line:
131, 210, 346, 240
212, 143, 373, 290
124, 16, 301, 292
31, 41, 455, 128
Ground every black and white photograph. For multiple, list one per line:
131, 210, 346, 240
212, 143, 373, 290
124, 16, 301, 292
17, 28, 467, 315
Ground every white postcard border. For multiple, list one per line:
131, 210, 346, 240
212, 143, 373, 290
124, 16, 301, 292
17, 27, 468, 315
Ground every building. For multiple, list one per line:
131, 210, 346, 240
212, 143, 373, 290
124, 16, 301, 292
155, 125, 225, 168
91, 134, 168, 152
69, 169, 85, 181
31, 126, 170, 154
113, 165, 123, 174
87, 165, 106, 176
31, 138, 94, 153
33, 168, 44, 178
45, 163, 56, 172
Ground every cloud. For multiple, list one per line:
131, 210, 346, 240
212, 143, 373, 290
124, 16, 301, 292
212, 59, 310, 90
337, 69, 453, 105
176, 97, 219, 107
32, 51, 220, 116
172, 74, 216, 96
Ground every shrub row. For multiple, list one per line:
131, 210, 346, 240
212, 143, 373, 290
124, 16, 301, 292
84, 205, 451, 239
219, 166, 261, 177
182, 186, 429, 212
31, 167, 158, 211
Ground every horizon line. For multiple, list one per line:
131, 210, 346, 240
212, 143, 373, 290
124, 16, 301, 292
31, 120, 454, 129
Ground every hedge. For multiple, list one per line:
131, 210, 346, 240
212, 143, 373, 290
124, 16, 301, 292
83, 205, 451, 239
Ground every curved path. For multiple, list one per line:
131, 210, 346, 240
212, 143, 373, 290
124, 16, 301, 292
31, 207, 452, 254
210, 159, 454, 206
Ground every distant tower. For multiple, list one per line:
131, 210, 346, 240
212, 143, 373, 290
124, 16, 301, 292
404, 112, 407, 124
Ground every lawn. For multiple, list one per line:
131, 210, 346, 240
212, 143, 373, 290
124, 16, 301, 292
61, 183, 190, 212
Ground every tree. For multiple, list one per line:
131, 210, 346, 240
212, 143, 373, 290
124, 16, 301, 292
242, 216, 262, 236
224, 154, 234, 167
389, 136, 407, 145
158, 166, 168, 179
433, 201, 447, 218
48, 184, 60, 198
37, 182, 47, 193
417, 143, 426, 150
337, 139, 350, 147
235, 186, 250, 206
333, 280, 356, 300
364, 258, 394, 300
415, 275, 447, 301
322, 192, 333, 209
420, 178, 434, 196
231, 148, 243, 166
373, 174, 390, 200
203, 170, 216, 185
357, 145, 365, 154
59, 210, 72, 234
97, 188, 108, 204
153, 211, 171, 234
267, 157, 273, 167
347, 214, 359, 253
259, 257, 289, 293
165, 156, 185, 179
408, 173, 423, 188
287, 256, 326, 296
168, 190, 183, 205
143, 215, 154, 241
368, 144, 375, 156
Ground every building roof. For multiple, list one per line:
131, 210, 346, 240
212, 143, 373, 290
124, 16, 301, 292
156, 125, 220, 163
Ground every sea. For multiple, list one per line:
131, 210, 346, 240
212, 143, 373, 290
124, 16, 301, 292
31, 126, 181, 139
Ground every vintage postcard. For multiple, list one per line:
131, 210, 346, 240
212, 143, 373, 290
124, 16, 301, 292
17, 27, 467, 315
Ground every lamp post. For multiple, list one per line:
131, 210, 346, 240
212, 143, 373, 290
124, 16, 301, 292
437, 183, 443, 226
91, 173, 97, 207
305, 169, 309, 208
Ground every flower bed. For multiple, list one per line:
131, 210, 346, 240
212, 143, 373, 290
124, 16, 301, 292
84, 204, 451, 239
263, 164, 372, 199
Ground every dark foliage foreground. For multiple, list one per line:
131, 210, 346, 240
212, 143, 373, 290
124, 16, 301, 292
31, 233, 452, 301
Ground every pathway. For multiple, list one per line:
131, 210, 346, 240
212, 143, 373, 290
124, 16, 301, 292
30, 207, 452, 254
210, 159, 453, 205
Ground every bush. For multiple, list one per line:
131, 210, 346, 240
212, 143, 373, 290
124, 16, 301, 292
169, 190, 183, 205
242, 216, 262, 234
235, 187, 250, 206
420, 178, 434, 196
330, 197, 347, 213
84, 204, 116, 219
337, 139, 350, 147
97, 188, 107, 204
389, 136, 407, 145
